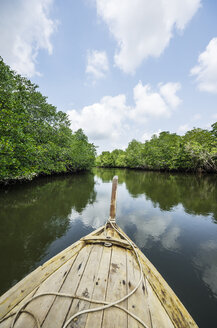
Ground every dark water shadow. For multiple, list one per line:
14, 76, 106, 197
0, 172, 96, 295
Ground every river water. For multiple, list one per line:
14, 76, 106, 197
0, 168, 217, 327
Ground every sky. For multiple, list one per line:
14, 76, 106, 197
1, 0, 217, 153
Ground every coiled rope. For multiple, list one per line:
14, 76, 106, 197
0, 219, 150, 328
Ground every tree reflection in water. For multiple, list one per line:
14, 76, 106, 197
0, 172, 96, 295
94, 168, 217, 221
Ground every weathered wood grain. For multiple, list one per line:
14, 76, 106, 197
126, 249, 152, 328
41, 244, 93, 328
14, 255, 77, 328
85, 246, 112, 328
63, 245, 104, 328
146, 279, 174, 328
101, 245, 127, 328
82, 236, 132, 249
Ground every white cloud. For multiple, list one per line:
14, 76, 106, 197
86, 50, 109, 80
96, 0, 201, 73
131, 82, 181, 122
191, 38, 217, 93
159, 82, 182, 108
132, 83, 169, 121
0, 0, 56, 77
68, 94, 130, 141
68, 81, 181, 150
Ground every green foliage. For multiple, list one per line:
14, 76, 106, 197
96, 149, 127, 168
125, 140, 144, 168
0, 57, 96, 182
211, 122, 217, 138
143, 132, 182, 169
96, 126, 217, 173
182, 128, 217, 171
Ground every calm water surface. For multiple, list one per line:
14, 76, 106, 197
1, 169, 217, 327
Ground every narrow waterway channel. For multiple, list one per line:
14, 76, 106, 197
0, 168, 217, 327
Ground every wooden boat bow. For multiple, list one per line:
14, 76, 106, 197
0, 176, 198, 328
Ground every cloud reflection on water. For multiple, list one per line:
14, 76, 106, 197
194, 240, 217, 298
69, 180, 181, 253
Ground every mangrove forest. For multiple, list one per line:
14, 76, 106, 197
96, 127, 217, 172
0, 57, 96, 183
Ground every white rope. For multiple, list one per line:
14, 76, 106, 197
3, 292, 149, 328
5, 220, 149, 328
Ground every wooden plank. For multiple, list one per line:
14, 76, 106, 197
0, 226, 105, 319
126, 249, 152, 328
85, 246, 112, 328
116, 226, 198, 328
82, 236, 132, 249
42, 244, 93, 328
106, 227, 120, 240
13, 255, 77, 328
63, 244, 104, 328
146, 279, 174, 328
0, 315, 13, 328
0, 288, 38, 328
101, 245, 128, 328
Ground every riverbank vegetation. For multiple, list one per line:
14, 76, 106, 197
96, 126, 217, 173
0, 57, 96, 183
